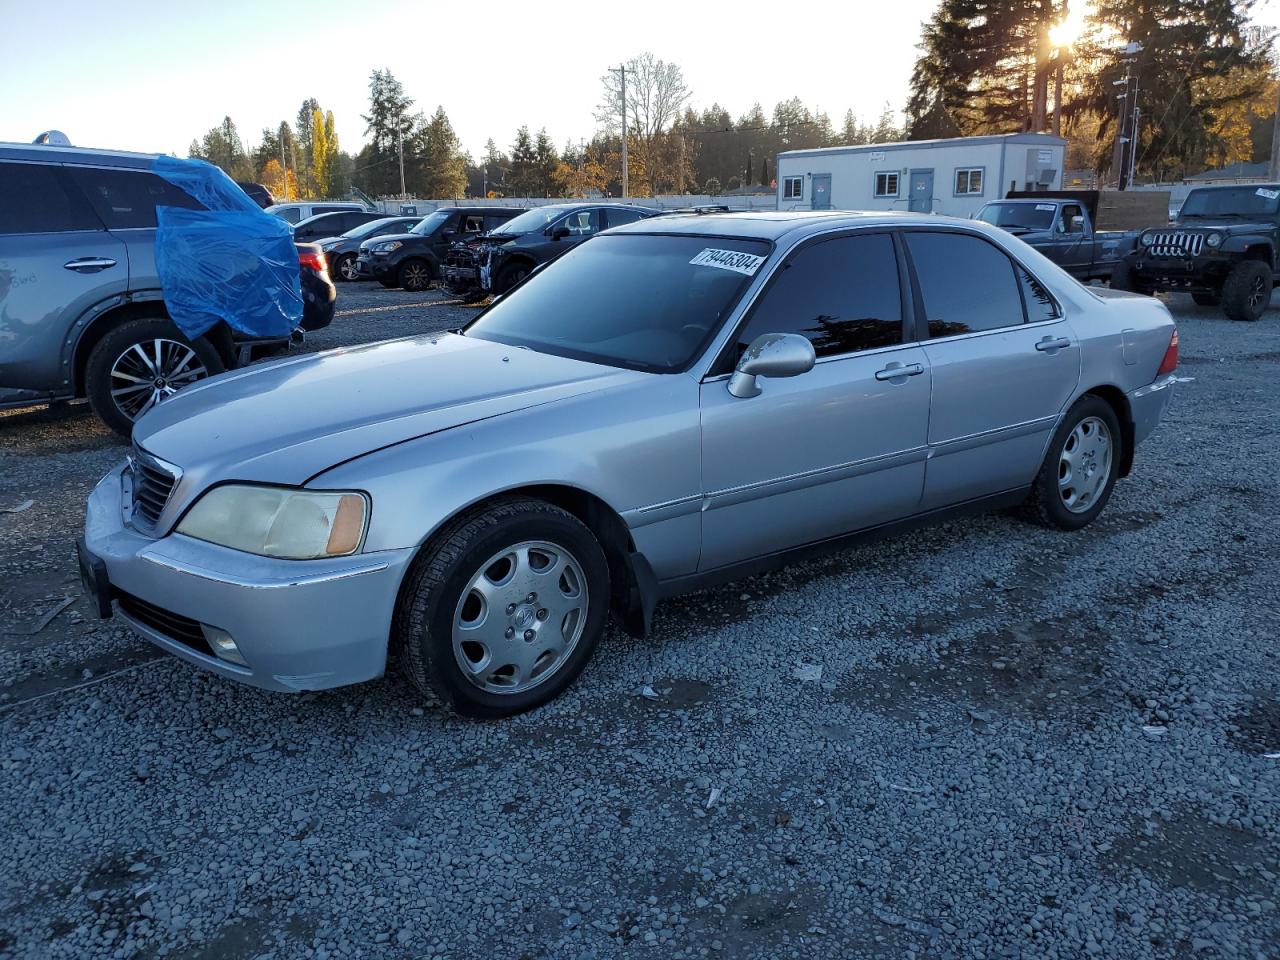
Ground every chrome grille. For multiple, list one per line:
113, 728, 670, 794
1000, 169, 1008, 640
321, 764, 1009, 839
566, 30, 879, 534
1145, 231, 1205, 258
129, 446, 180, 528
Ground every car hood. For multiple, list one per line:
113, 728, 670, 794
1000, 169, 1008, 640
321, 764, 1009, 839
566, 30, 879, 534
133, 333, 642, 491
1174, 221, 1274, 234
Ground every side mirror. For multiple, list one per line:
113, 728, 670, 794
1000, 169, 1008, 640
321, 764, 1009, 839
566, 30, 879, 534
727, 333, 816, 399
1071, 215, 1085, 231
550, 226, 571, 241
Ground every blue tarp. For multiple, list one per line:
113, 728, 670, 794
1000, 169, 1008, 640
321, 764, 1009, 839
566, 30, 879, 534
151, 156, 301, 340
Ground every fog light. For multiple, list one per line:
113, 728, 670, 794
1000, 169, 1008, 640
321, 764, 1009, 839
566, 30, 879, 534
202, 625, 247, 666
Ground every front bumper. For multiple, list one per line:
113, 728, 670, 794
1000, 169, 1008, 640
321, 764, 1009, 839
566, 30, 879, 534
1130, 254, 1231, 290
83, 464, 416, 693
356, 255, 394, 280
1129, 373, 1176, 446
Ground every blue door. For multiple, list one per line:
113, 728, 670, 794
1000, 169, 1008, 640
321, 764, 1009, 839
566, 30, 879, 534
908, 169, 934, 213
810, 174, 832, 210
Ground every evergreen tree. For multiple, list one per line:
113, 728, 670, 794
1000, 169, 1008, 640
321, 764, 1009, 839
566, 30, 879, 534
508, 126, 538, 196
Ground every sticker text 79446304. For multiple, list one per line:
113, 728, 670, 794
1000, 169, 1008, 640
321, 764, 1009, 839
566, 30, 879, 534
689, 248, 766, 276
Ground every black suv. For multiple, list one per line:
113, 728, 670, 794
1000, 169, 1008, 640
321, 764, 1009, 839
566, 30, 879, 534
442, 202, 656, 299
1127, 183, 1280, 321
0, 141, 333, 435
356, 207, 524, 291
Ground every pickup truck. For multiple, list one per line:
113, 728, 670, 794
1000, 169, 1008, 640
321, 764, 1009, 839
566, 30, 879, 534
1124, 183, 1279, 322
975, 198, 1140, 289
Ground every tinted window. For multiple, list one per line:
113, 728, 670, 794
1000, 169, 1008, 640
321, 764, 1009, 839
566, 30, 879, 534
1019, 267, 1059, 322
67, 167, 203, 229
484, 213, 516, 231
604, 208, 648, 228
905, 232, 1024, 337
733, 233, 902, 363
559, 209, 600, 237
274, 207, 302, 223
466, 234, 769, 373
460, 214, 485, 233
0, 162, 100, 234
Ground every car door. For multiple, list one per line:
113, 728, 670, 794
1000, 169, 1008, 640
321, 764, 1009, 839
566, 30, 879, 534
902, 229, 1081, 510
65, 164, 204, 297
698, 232, 931, 571
0, 160, 124, 397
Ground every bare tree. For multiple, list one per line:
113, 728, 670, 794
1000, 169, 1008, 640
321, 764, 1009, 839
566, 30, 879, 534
596, 53, 692, 139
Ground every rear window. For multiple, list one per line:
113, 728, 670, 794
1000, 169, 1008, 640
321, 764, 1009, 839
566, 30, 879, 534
0, 162, 100, 234
67, 167, 204, 229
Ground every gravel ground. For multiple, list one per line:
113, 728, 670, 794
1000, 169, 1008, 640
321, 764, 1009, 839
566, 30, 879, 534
0, 282, 1277, 960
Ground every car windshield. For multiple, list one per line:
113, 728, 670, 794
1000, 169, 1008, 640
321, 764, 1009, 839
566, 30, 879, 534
1180, 186, 1280, 218
343, 217, 406, 239
409, 211, 452, 235
465, 234, 771, 373
487, 206, 569, 236
975, 203, 1055, 230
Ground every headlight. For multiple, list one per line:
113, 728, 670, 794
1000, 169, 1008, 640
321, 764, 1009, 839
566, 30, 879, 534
1141, 230, 1157, 246
371, 240, 402, 255
176, 485, 369, 560
1205, 232, 1222, 248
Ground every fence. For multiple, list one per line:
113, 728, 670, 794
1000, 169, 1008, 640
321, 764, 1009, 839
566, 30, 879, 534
366, 193, 779, 215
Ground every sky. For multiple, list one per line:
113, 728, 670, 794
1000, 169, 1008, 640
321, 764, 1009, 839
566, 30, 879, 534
4, 0, 1280, 162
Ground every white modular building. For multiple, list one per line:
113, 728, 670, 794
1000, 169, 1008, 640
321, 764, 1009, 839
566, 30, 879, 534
775, 133, 1067, 218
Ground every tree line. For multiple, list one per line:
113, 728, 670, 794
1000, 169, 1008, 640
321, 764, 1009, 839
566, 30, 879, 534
189, 2, 1278, 201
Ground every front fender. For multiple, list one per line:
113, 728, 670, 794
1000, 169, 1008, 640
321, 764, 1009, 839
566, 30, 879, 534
1219, 235, 1273, 263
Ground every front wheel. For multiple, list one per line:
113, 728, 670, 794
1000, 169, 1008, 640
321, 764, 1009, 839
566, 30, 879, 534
334, 254, 359, 282
495, 262, 532, 295
1025, 395, 1122, 531
1222, 260, 1272, 322
395, 498, 610, 718
397, 259, 434, 292
85, 318, 225, 437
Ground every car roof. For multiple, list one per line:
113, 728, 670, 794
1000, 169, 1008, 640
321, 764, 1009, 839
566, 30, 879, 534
1186, 182, 1280, 191
0, 141, 159, 168
435, 206, 525, 214
610, 209, 981, 242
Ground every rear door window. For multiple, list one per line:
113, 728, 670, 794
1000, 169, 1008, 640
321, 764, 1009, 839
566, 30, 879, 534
66, 167, 204, 229
0, 162, 101, 234
460, 214, 485, 234
275, 207, 302, 223
730, 232, 903, 364
904, 231, 1025, 337
604, 208, 649, 228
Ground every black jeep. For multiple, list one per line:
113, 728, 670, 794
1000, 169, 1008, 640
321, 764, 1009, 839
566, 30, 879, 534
1126, 183, 1279, 321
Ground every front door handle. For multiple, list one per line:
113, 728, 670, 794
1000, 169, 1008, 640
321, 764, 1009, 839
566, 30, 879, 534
64, 257, 118, 273
875, 361, 925, 382
1035, 336, 1072, 352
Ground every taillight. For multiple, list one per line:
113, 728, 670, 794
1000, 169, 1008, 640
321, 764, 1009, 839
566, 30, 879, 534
297, 245, 328, 275
1156, 328, 1178, 375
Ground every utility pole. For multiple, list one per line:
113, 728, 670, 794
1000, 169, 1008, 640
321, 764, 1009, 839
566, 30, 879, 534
610, 64, 628, 198
1111, 41, 1143, 190
279, 136, 287, 199
397, 115, 406, 197
1269, 83, 1280, 180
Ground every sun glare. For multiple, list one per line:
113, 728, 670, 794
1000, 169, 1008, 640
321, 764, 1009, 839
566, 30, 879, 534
1049, 4, 1089, 48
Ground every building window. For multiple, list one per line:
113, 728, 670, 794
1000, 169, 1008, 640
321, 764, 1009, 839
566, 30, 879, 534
783, 177, 803, 200
874, 171, 900, 198
954, 167, 984, 196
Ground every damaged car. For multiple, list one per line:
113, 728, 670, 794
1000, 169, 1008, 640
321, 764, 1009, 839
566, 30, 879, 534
442, 202, 656, 300
81, 212, 1178, 718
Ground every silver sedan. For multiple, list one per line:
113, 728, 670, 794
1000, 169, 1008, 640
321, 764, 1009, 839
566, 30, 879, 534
80, 212, 1178, 717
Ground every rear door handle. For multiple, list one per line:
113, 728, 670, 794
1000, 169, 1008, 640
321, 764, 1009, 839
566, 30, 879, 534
1035, 336, 1072, 352
875, 362, 925, 382
64, 257, 118, 273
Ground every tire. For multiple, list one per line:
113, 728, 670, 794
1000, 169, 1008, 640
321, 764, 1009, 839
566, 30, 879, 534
397, 258, 434, 292
1191, 291, 1221, 307
395, 497, 610, 718
495, 261, 532, 295
1108, 260, 1135, 291
85, 318, 225, 438
1221, 260, 1272, 322
1025, 395, 1122, 531
334, 254, 359, 282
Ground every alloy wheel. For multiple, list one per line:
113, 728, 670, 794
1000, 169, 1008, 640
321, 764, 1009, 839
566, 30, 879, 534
451, 540, 589, 695
1057, 416, 1113, 513
403, 263, 431, 290
1249, 275, 1267, 311
339, 256, 359, 281
109, 339, 209, 421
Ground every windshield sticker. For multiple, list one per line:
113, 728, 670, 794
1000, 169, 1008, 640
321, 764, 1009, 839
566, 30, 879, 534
689, 248, 766, 276
1257, 188, 1280, 200
1035, 203, 1057, 211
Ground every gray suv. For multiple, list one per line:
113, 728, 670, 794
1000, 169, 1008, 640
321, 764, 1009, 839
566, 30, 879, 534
0, 142, 296, 435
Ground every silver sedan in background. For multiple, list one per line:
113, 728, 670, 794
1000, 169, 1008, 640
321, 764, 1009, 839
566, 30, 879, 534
80, 211, 1178, 717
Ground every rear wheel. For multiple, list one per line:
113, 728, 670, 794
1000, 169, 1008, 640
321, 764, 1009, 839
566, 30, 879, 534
495, 261, 532, 295
396, 498, 610, 718
1025, 395, 1122, 531
85, 318, 224, 437
1221, 260, 1272, 322
398, 258, 434, 292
